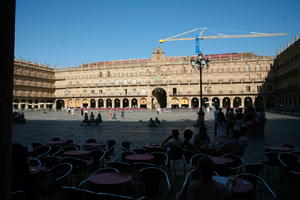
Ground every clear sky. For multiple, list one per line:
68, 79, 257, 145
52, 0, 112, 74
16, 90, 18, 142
15, 0, 300, 68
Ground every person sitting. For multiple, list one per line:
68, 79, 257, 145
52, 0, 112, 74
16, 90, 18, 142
162, 129, 183, 160
82, 113, 90, 126
194, 127, 211, 151
95, 113, 103, 125
89, 112, 95, 124
155, 117, 161, 127
182, 128, 195, 151
148, 118, 157, 127
176, 157, 230, 200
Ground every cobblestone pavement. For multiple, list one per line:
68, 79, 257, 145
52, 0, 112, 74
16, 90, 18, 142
12, 110, 300, 199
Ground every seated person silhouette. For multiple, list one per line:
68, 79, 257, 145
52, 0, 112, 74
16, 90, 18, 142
95, 113, 103, 125
82, 113, 90, 126
155, 117, 161, 127
148, 118, 157, 127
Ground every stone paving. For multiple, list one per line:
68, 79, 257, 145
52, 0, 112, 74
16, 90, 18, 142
12, 109, 300, 200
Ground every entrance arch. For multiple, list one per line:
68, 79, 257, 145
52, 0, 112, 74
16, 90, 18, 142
212, 97, 220, 108
191, 97, 199, 108
106, 99, 112, 108
140, 98, 147, 108
244, 97, 253, 107
75, 99, 81, 108
123, 98, 129, 108
233, 97, 242, 108
202, 97, 209, 108
222, 97, 231, 108
98, 99, 104, 108
56, 100, 65, 110
181, 98, 189, 108
151, 88, 167, 108
90, 99, 96, 108
132, 98, 138, 108
82, 99, 89, 108
114, 99, 120, 108
171, 97, 180, 109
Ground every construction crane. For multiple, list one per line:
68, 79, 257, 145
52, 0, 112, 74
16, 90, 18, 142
159, 27, 287, 55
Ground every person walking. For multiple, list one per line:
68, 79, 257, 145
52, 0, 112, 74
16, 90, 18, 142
112, 110, 117, 120
121, 110, 125, 118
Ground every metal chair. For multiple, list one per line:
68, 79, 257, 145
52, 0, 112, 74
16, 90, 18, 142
106, 161, 132, 173
189, 153, 210, 169
150, 152, 169, 168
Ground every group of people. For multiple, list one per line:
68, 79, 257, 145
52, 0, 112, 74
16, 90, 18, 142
148, 117, 161, 127
12, 110, 26, 124
82, 112, 102, 126
108, 109, 125, 120
214, 106, 266, 140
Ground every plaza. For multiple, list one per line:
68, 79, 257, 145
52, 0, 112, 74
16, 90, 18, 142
13, 110, 300, 162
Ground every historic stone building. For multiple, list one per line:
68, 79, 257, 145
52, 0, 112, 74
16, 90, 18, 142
266, 37, 300, 107
12, 59, 55, 110
13, 48, 274, 110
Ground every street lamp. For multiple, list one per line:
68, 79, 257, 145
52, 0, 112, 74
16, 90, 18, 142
190, 53, 210, 127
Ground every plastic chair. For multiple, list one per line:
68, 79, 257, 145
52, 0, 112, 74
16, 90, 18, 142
231, 162, 264, 176
106, 139, 118, 158
28, 157, 42, 168
53, 145, 79, 157
90, 148, 106, 166
137, 167, 171, 200
121, 141, 131, 151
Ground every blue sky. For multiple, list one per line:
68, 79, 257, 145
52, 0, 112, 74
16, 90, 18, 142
15, 0, 299, 68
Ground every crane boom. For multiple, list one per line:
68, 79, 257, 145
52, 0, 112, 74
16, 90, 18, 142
159, 33, 287, 43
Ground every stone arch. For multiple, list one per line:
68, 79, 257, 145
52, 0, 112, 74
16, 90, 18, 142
181, 97, 189, 108
123, 98, 129, 108
106, 99, 112, 108
171, 97, 180, 109
191, 97, 199, 108
114, 98, 120, 108
151, 88, 167, 108
132, 98, 138, 108
244, 97, 253, 107
56, 100, 65, 110
140, 98, 147, 108
90, 99, 96, 108
202, 97, 209, 108
233, 97, 242, 108
82, 99, 89, 108
222, 97, 231, 108
212, 97, 220, 108
98, 99, 104, 108
13, 99, 19, 103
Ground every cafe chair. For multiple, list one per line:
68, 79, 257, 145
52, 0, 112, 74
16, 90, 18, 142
40, 155, 62, 168
79, 167, 120, 188
90, 148, 106, 166
48, 144, 62, 156
137, 167, 171, 200
278, 152, 298, 171
132, 162, 156, 173
121, 141, 131, 151
29, 145, 51, 158
231, 162, 264, 176
106, 161, 132, 174
150, 152, 169, 168
233, 173, 277, 200
61, 186, 100, 200
28, 157, 42, 168
39, 163, 73, 199
264, 151, 281, 178
106, 139, 118, 159
133, 148, 149, 154
189, 153, 210, 169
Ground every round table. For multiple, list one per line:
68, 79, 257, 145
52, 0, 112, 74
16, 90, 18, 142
266, 146, 292, 152
233, 178, 254, 193
63, 150, 91, 159
89, 172, 132, 185
125, 154, 154, 162
48, 140, 67, 146
211, 157, 233, 164
84, 143, 106, 148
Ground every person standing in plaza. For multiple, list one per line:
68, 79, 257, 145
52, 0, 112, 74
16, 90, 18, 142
226, 108, 236, 138
81, 108, 84, 117
121, 110, 125, 118
214, 106, 220, 139
112, 109, 117, 120
216, 108, 227, 142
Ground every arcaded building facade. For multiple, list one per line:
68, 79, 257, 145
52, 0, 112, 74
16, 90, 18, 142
266, 37, 300, 107
13, 48, 275, 110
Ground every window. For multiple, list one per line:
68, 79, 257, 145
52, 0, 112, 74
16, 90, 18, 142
99, 90, 102, 94
132, 80, 137, 85
91, 90, 95, 94
245, 64, 250, 71
114, 80, 119, 85
256, 64, 261, 70
246, 86, 251, 92
123, 80, 128, 85
124, 89, 127, 95
83, 90, 87, 93
173, 88, 177, 95
245, 74, 250, 81
256, 74, 261, 80
257, 86, 262, 92
107, 71, 111, 77
141, 88, 146, 95
132, 88, 136, 94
